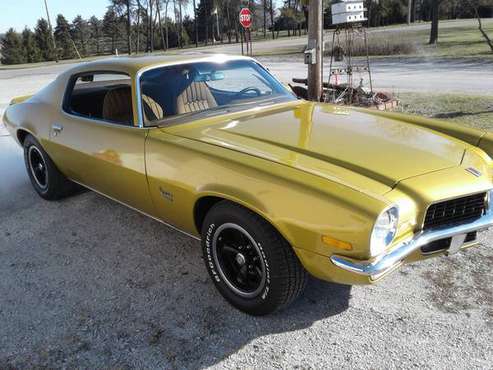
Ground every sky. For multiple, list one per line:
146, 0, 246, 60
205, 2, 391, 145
0, 0, 109, 33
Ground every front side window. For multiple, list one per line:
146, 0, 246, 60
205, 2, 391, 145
139, 59, 295, 124
64, 72, 133, 126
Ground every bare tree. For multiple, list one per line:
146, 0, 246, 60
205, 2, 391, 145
164, 0, 170, 48
468, 0, 493, 53
136, 0, 141, 52
156, 0, 167, 50
263, 0, 267, 38
149, 0, 154, 52
193, 0, 198, 46
179, 0, 184, 47
126, 0, 132, 54
407, 0, 412, 25
429, 0, 441, 44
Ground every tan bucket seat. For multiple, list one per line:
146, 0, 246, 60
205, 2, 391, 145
102, 87, 133, 124
103, 87, 165, 124
176, 81, 217, 114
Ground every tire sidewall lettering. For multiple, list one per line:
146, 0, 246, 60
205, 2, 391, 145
205, 222, 271, 300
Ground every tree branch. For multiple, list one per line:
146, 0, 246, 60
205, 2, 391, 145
467, 0, 493, 53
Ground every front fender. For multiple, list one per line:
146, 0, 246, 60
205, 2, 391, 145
145, 130, 389, 260
478, 132, 493, 161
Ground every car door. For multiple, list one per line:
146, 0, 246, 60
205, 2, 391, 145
47, 71, 156, 216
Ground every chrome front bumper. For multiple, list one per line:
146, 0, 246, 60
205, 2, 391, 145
330, 209, 493, 277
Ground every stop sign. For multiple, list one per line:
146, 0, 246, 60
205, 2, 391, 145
239, 8, 252, 29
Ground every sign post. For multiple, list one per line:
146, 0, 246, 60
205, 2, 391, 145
239, 7, 253, 56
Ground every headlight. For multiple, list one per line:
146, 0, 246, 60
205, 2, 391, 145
370, 206, 399, 257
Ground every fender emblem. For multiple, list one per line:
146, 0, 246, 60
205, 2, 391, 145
159, 187, 174, 202
465, 167, 482, 177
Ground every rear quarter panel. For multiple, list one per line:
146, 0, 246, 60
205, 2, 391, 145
3, 77, 65, 149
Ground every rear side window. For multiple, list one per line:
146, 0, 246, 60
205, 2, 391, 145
64, 72, 134, 126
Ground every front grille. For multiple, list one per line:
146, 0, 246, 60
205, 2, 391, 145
423, 192, 487, 230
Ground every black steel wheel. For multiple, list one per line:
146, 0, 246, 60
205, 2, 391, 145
27, 145, 48, 190
202, 201, 307, 316
212, 223, 267, 298
23, 134, 79, 200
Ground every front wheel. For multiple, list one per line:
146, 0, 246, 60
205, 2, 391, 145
201, 201, 307, 315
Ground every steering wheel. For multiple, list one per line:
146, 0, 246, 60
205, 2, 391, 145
235, 87, 262, 98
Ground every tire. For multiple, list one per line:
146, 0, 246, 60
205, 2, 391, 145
201, 201, 308, 315
23, 134, 79, 200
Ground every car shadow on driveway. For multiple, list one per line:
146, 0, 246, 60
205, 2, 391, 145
0, 184, 351, 369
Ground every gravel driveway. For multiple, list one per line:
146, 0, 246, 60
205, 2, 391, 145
1, 122, 493, 370
1, 55, 492, 369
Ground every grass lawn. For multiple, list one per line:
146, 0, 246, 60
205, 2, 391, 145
380, 20, 493, 58
322, 19, 493, 59
397, 93, 493, 131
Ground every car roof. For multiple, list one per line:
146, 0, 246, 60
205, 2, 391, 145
62, 54, 254, 77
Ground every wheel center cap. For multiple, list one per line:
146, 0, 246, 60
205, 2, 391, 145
235, 253, 246, 266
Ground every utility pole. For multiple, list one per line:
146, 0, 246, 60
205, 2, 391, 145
307, 0, 323, 101
43, 0, 58, 62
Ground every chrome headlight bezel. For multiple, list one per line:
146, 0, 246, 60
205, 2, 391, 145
486, 190, 493, 211
370, 206, 399, 257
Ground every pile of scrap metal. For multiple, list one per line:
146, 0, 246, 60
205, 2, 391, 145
290, 0, 399, 111
289, 78, 399, 111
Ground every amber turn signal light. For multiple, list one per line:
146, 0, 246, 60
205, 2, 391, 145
322, 235, 353, 251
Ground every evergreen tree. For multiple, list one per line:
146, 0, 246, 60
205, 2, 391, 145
89, 16, 103, 55
72, 15, 90, 57
34, 19, 56, 61
54, 14, 76, 59
110, 0, 134, 54
22, 28, 42, 63
103, 7, 120, 53
1, 28, 26, 65
196, 0, 213, 44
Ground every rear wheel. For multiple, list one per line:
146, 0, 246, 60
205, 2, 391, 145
201, 201, 307, 315
23, 134, 79, 200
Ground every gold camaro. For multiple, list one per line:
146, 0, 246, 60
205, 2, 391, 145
4, 55, 493, 315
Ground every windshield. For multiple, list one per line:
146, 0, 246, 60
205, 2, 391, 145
139, 59, 296, 124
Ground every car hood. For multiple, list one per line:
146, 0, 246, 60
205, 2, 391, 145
164, 101, 469, 195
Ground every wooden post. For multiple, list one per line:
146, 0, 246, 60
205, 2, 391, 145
307, 0, 323, 101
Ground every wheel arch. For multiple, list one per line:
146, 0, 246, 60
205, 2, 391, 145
193, 192, 292, 247
16, 128, 34, 145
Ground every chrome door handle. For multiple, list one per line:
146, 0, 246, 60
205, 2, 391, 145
52, 124, 63, 136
